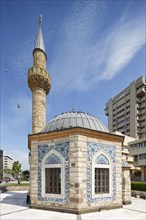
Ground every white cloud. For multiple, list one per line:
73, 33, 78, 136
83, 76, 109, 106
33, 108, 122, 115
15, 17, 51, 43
100, 18, 145, 80
49, 1, 145, 93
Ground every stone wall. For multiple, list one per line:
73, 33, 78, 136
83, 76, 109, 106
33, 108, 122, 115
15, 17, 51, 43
30, 140, 39, 205
122, 167, 131, 204
6, 186, 29, 191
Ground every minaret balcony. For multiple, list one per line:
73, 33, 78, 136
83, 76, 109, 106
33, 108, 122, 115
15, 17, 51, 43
28, 67, 51, 94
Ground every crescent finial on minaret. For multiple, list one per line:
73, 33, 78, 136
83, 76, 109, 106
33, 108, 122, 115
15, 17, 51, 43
39, 15, 42, 26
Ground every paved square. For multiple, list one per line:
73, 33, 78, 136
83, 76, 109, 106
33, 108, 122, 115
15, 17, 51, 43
0, 191, 146, 220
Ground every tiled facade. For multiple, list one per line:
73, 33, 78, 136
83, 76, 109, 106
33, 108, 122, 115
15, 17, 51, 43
29, 132, 131, 214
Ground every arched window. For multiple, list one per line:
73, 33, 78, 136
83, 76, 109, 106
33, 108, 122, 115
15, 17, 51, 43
45, 154, 61, 194
42, 150, 64, 198
92, 152, 112, 196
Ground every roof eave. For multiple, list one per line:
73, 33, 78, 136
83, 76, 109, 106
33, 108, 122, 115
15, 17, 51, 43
28, 126, 124, 150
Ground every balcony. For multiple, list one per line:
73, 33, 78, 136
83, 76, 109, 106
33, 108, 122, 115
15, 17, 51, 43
136, 87, 146, 98
126, 156, 133, 163
130, 147, 146, 156
134, 159, 146, 167
105, 108, 109, 116
140, 109, 145, 114
122, 148, 129, 155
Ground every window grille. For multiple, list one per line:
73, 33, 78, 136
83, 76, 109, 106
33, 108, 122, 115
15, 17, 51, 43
45, 168, 61, 194
95, 168, 109, 194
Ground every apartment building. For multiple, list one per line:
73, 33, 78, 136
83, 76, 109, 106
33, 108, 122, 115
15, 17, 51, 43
0, 150, 14, 179
4, 155, 13, 170
105, 76, 146, 139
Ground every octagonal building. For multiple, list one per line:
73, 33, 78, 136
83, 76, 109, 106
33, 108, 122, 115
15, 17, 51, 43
28, 17, 131, 214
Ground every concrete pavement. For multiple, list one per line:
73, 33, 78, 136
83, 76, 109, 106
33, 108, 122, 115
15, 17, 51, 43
0, 191, 146, 220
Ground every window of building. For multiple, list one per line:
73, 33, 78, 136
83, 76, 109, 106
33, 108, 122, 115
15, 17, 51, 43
45, 168, 61, 194
126, 100, 130, 104
42, 149, 64, 198
92, 153, 111, 197
95, 168, 109, 194
139, 153, 146, 160
134, 156, 138, 162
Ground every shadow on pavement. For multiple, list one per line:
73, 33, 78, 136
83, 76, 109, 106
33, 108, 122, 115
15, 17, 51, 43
0, 191, 28, 207
123, 207, 146, 214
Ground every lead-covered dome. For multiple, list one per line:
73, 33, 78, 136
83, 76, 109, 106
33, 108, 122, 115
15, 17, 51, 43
41, 111, 109, 133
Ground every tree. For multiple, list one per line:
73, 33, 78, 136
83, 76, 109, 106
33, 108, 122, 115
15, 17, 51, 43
0, 169, 3, 181
0, 169, 12, 181
12, 161, 21, 184
22, 170, 29, 180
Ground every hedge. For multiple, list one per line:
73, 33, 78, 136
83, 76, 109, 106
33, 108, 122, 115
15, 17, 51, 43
131, 182, 146, 192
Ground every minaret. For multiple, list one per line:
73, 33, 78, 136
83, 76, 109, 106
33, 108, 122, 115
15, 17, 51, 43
28, 15, 51, 134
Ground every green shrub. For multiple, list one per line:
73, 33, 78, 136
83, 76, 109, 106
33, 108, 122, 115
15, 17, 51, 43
131, 182, 146, 192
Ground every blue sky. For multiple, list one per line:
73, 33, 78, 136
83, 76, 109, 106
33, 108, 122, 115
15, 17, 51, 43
1, 0, 145, 170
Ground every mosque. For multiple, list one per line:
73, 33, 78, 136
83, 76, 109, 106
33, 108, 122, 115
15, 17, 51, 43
27, 16, 131, 214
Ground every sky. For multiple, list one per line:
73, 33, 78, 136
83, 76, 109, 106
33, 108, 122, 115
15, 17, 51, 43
1, 0, 146, 170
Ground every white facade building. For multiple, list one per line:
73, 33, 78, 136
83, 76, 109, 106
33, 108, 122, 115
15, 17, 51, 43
129, 138, 146, 181
4, 155, 13, 170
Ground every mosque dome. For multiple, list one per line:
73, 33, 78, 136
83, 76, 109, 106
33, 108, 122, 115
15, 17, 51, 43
41, 111, 109, 133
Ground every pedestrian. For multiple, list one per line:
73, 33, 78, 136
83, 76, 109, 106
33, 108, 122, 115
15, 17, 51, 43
26, 189, 31, 205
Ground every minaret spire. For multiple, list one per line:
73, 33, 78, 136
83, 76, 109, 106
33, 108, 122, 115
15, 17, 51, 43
34, 15, 46, 54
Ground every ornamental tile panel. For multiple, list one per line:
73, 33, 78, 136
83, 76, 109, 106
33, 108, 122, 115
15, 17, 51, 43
38, 141, 70, 203
87, 142, 116, 204
45, 153, 61, 164
95, 154, 109, 165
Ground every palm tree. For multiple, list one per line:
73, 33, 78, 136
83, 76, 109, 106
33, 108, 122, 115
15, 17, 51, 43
12, 161, 21, 184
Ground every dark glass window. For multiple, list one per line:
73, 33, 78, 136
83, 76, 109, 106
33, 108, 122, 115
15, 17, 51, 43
95, 168, 109, 194
45, 168, 61, 194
